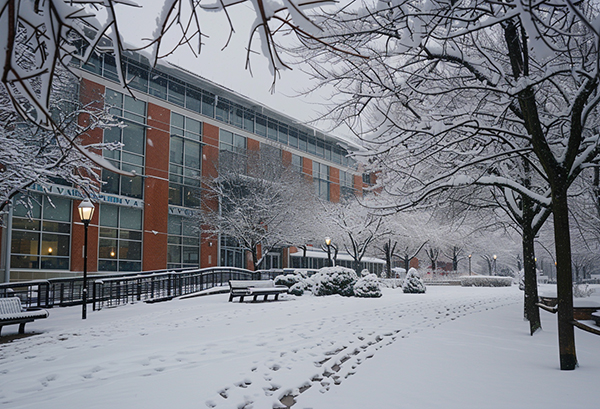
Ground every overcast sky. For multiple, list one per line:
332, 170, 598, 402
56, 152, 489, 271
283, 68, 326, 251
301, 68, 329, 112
114, 1, 346, 137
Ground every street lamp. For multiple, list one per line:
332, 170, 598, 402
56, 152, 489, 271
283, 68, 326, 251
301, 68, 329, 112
493, 254, 497, 276
325, 237, 332, 267
468, 254, 472, 276
78, 198, 95, 320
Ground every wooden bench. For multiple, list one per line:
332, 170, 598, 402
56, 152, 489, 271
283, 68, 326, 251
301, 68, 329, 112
592, 312, 600, 327
228, 280, 288, 302
0, 297, 49, 336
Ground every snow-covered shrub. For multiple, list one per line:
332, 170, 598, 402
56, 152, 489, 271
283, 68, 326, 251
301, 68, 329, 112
292, 269, 310, 278
274, 274, 302, 288
402, 268, 426, 294
573, 284, 594, 298
360, 269, 370, 277
312, 266, 359, 297
354, 274, 382, 298
289, 282, 305, 296
460, 276, 512, 287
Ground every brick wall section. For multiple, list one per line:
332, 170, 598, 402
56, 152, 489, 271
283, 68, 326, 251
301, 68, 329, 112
282, 150, 292, 166
354, 174, 363, 197
200, 123, 220, 267
142, 102, 171, 271
303, 157, 312, 178
71, 79, 105, 273
247, 137, 259, 152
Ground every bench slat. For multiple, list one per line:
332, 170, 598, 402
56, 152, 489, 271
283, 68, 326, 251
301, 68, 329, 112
0, 297, 49, 335
228, 280, 288, 302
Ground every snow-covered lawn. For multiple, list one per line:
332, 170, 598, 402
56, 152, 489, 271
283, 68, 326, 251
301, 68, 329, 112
1, 285, 598, 409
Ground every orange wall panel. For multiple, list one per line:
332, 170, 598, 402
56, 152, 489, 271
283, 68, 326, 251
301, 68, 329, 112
354, 174, 363, 197
247, 137, 259, 152
282, 150, 292, 166
200, 233, 218, 267
142, 103, 171, 270
303, 157, 312, 176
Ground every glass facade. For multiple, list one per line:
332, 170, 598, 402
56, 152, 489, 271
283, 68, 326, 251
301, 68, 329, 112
98, 204, 143, 272
340, 170, 355, 199
80, 53, 354, 168
102, 89, 146, 199
11, 193, 71, 270
313, 162, 330, 201
219, 129, 247, 174
167, 215, 200, 269
169, 113, 203, 208
220, 236, 245, 269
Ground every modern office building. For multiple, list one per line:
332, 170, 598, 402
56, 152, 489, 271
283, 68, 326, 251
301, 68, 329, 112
1, 51, 377, 282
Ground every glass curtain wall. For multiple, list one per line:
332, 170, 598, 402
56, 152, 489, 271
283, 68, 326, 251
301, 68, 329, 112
11, 193, 71, 270
169, 113, 203, 208
102, 89, 146, 199
98, 204, 143, 271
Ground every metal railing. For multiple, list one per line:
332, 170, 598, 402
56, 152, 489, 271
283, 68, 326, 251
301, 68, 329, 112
0, 267, 258, 310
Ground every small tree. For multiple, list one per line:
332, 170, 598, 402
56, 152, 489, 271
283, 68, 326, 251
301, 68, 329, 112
200, 148, 315, 270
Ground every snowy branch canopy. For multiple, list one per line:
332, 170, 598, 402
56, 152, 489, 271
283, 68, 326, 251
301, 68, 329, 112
295, 0, 600, 209
0, 0, 333, 132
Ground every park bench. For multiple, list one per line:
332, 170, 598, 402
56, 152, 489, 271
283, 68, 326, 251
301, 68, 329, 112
228, 280, 288, 302
592, 312, 600, 327
0, 297, 49, 336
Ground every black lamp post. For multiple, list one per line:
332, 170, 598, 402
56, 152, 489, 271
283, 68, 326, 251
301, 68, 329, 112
468, 254, 472, 276
78, 198, 95, 320
325, 237, 332, 267
493, 254, 497, 276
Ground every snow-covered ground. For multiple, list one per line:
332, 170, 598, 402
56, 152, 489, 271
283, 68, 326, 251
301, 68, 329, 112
1, 285, 598, 409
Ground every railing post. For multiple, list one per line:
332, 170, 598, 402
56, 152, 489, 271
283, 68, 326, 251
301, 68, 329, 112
137, 277, 141, 301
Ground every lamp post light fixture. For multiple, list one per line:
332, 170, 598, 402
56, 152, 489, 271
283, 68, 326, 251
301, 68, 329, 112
78, 198, 95, 320
493, 254, 497, 276
468, 254, 472, 276
325, 237, 332, 267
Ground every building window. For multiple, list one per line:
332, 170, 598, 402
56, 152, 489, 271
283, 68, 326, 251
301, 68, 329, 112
291, 154, 303, 174
220, 236, 245, 268
313, 162, 330, 201
81, 54, 357, 170
167, 215, 200, 269
11, 193, 71, 270
340, 170, 355, 199
102, 89, 146, 199
169, 113, 203, 208
219, 129, 247, 174
98, 204, 143, 272
263, 251, 281, 270
363, 172, 372, 185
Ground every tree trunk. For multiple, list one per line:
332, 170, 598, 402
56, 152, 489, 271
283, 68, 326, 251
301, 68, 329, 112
552, 186, 577, 370
522, 219, 541, 335
384, 241, 392, 278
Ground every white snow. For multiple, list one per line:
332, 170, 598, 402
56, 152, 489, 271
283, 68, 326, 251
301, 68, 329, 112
1, 285, 598, 409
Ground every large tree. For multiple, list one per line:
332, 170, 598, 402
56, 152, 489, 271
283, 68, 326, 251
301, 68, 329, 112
294, 0, 600, 369
0, 67, 120, 215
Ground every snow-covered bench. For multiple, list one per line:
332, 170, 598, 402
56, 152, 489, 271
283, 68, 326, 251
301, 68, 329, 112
0, 297, 49, 336
228, 280, 288, 302
592, 312, 600, 327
